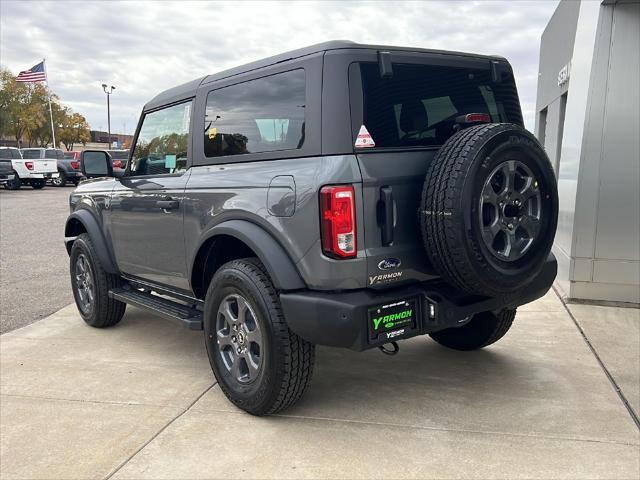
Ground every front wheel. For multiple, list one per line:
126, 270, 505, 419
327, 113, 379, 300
204, 258, 315, 416
31, 179, 45, 189
429, 308, 516, 351
52, 171, 67, 187
70, 233, 126, 327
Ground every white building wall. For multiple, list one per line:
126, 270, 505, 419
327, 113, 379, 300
538, 0, 640, 304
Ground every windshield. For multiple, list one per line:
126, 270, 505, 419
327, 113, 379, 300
21, 149, 41, 159
352, 62, 522, 149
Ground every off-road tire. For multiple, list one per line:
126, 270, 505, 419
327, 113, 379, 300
421, 123, 558, 297
204, 257, 315, 416
430, 308, 516, 351
4, 172, 20, 190
52, 170, 67, 187
31, 179, 45, 189
70, 233, 126, 328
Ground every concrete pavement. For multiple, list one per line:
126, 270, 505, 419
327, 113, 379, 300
1, 290, 638, 479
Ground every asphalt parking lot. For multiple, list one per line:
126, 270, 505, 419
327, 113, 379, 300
0, 185, 73, 333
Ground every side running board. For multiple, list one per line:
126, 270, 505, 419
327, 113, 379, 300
109, 288, 203, 330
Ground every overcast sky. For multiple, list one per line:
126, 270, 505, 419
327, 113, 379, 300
1, 0, 559, 135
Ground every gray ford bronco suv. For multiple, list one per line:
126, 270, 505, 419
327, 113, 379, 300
66, 41, 558, 415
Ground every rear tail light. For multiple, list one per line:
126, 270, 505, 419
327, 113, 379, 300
25, 162, 34, 170
320, 185, 357, 259
113, 160, 122, 168
71, 161, 80, 170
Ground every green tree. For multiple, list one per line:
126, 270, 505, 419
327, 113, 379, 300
59, 112, 90, 151
0, 67, 89, 148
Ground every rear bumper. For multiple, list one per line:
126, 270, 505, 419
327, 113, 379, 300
0, 173, 15, 182
281, 254, 557, 351
29, 172, 59, 179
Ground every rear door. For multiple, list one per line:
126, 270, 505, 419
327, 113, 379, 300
109, 100, 193, 291
348, 51, 523, 289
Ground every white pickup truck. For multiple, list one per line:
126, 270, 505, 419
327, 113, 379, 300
1, 146, 58, 190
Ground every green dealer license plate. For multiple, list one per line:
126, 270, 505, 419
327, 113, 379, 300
368, 298, 418, 342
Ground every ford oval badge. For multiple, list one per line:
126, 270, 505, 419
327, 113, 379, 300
378, 258, 401, 270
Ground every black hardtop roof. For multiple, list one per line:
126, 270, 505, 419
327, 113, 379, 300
145, 40, 506, 110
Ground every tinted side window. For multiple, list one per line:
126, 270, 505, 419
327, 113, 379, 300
22, 150, 40, 159
12, 149, 22, 159
204, 69, 305, 158
130, 102, 191, 176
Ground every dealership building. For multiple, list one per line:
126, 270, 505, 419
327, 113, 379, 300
535, 0, 639, 304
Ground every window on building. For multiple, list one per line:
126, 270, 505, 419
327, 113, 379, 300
203, 69, 306, 158
555, 93, 568, 176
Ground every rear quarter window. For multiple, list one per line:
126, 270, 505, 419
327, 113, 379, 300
353, 62, 522, 149
203, 69, 306, 158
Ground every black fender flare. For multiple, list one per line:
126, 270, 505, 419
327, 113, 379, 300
195, 220, 306, 291
64, 209, 119, 274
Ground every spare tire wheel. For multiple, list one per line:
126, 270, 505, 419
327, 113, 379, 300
420, 123, 558, 297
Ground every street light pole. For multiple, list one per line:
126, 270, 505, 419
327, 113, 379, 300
102, 84, 115, 149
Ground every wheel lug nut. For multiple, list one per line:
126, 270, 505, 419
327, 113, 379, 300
508, 223, 513, 229
236, 347, 242, 354
233, 325, 238, 331
232, 336, 237, 342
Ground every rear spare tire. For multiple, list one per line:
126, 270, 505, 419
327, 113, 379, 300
421, 123, 557, 297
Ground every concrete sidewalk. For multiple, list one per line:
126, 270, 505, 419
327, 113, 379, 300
1, 291, 638, 479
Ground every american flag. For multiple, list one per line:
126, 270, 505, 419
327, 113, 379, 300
16, 61, 47, 83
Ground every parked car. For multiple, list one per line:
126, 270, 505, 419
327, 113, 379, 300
66, 41, 558, 416
0, 147, 18, 187
63, 151, 81, 160
107, 149, 129, 170
4, 147, 58, 189
21, 148, 82, 187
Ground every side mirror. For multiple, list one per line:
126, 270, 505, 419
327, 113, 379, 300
81, 150, 113, 178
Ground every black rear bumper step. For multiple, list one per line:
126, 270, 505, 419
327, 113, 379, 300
109, 288, 203, 330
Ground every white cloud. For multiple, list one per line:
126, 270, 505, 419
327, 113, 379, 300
0, 0, 558, 133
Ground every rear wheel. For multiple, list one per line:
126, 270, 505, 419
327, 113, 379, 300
204, 258, 315, 416
52, 171, 67, 187
31, 179, 45, 189
429, 308, 516, 351
4, 173, 20, 190
70, 233, 126, 328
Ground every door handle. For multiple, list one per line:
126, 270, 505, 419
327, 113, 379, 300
380, 186, 394, 246
157, 198, 179, 210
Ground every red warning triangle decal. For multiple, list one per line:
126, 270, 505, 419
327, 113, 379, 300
355, 125, 375, 148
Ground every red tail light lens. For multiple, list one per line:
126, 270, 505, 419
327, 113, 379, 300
71, 161, 80, 170
113, 160, 122, 168
25, 161, 34, 170
320, 185, 357, 259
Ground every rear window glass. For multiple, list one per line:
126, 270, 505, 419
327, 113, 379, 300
204, 69, 306, 158
22, 150, 40, 159
353, 62, 521, 148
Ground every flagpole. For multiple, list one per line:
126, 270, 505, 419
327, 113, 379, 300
42, 59, 56, 148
